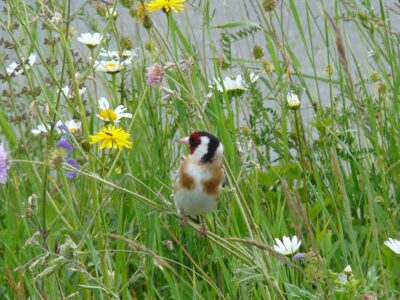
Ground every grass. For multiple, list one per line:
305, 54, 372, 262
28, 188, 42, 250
0, 0, 399, 298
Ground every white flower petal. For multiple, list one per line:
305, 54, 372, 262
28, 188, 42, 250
31, 129, 41, 135
385, 238, 400, 254
77, 32, 102, 46
273, 245, 284, 254
98, 97, 110, 110
65, 119, 81, 130
114, 105, 127, 114
274, 238, 286, 253
282, 236, 292, 253
38, 124, 48, 132
249, 72, 260, 82
118, 112, 132, 119
28, 53, 37, 66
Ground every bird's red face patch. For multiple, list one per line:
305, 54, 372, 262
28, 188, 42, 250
189, 132, 202, 154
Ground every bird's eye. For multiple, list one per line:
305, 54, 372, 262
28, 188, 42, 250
189, 138, 201, 154
189, 139, 200, 147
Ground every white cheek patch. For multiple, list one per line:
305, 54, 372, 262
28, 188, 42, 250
191, 136, 210, 161
216, 143, 223, 156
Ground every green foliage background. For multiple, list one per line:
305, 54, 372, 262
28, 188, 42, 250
0, 0, 399, 299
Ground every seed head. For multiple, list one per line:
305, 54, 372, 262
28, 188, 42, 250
261, 59, 274, 74
49, 148, 65, 170
263, 0, 277, 12
253, 44, 264, 59
120, 36, 133, 50
370, 71, 380, 82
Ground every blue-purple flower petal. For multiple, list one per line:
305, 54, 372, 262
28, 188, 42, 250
0, 143, 9, 184
65, 157, 79, 180
293, 253, 305, 263
66, 171, 77, 180
57, 137, 75, 153
66, 157, 79, 169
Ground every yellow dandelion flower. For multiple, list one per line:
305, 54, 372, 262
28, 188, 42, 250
90, 125, 132, 150
146, 0, 186, 13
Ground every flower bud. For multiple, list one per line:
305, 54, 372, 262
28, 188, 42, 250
263, 0, 276, 12
287, 92, 301, 110
96, 4, 108, 17
143, 15, 153, 30
120, 35, 133, 50
145, 40, 155, 52
253, 44, 264, 59
344, 264, 352, 276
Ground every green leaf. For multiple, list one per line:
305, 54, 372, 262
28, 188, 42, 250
211, 21, 261, 29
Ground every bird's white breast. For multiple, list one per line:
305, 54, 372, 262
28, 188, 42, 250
174, 162, 218, 216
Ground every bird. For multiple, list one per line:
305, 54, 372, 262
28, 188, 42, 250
174, 131, 225, 236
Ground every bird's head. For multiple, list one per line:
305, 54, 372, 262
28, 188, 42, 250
177, 131, 223, 165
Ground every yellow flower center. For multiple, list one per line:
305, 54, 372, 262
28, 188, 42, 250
104, 62, 117, 69
69, 128, 79, 134
99, 109, 118, 121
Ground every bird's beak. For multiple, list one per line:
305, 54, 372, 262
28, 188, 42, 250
176, 136, 190, 146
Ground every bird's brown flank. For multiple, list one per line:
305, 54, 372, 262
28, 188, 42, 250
176, 158, 195, 190
201, 167, 224, 195
175, 157, 224, 195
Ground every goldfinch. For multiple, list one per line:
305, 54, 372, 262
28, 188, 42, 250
174, 131, 224, 236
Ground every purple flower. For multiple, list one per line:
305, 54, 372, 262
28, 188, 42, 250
57, 136, 75, 153
0, 143, 9, 184
146, 63, 164, 85
293, 252, 305, 263
66, 157, 79, 180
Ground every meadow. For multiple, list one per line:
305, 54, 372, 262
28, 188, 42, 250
0, 0, 399, 299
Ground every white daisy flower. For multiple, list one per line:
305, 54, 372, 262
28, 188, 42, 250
94, 50, 135, 73
273, 235, 301, 256
94, 60, 126, 73
7, 53, 37, 76
384, 238, 400, 254
96, 97, 132, 122
61, 85, 86, 99
211, 73, 259, 96
287, 92, 301, 110
77, 32, 103, 48
56, 119, 82, 134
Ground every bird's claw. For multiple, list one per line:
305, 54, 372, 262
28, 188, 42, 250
179, 211, 188, 226
199, 222, 208, 238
